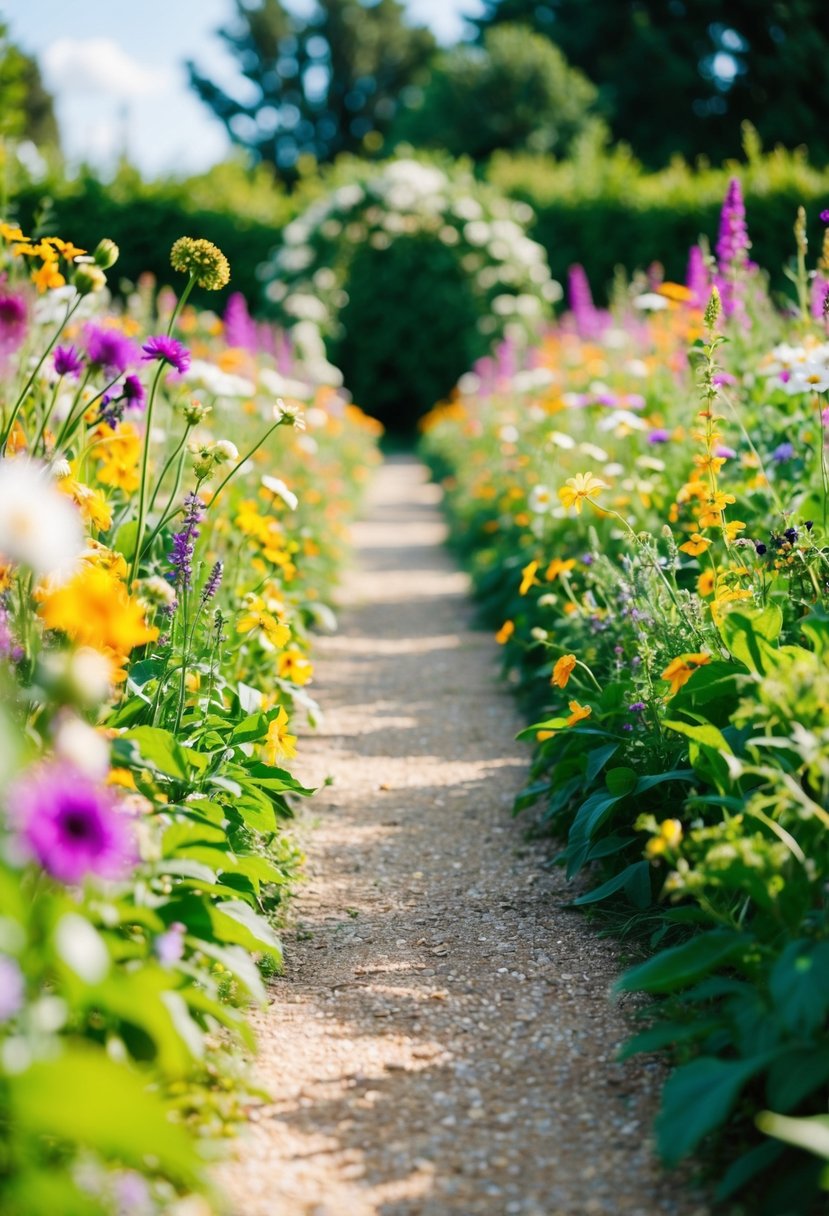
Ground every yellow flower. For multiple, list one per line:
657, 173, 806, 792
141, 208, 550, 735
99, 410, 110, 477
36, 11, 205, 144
94, 423, 142, 494
724, 520, 746, 541
552, 654, 577, 689
106, 768, 137, 790
519, 560, 539, 596
495, 620, 515, 645
263, 706, 297, 764
679, 533, 712, 556
59, 478, 112, 532
31, 260, 66, 293
697, 570, 716, 596
236, 607, 291, 649
39, 566, 157, 681
566, 700, 592, 726
661, 653, 711, 697
645, 818, 683, 859
277, 649, 313, 686
536, 729, 556, 741
545, 557, 576, 582
558, 472, 607, 514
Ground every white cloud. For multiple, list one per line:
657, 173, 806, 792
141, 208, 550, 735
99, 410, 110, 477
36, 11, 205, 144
42, 37, 174, 99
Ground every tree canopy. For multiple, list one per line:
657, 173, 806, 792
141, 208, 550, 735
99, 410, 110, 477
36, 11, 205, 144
187, 0, 435, 178
392, 24, 598, 161
0, 22, 60, 149
472, 0, 829, 166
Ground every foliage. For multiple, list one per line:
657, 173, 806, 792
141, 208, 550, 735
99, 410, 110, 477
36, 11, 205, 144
422, 188, 829, 1210
260, 155, 560, 428
472, 0, 829, 167
187, 0, 435, 178
392, 24, 598, 162
0, 21, 59, 150
0, 217, 380, 1213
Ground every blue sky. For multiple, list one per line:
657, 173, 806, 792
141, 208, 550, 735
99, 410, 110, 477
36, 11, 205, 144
6, 0, 482, 176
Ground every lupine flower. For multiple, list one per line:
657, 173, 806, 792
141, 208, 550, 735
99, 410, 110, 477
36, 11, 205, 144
223, 292, 258, 352
13, 763, 136, 884
142, 335, 191, 375
715, 178, 751, 320
54, 344, 84, 378
685, 245, 709, 308
168, 491, 204, 591
200, 559, 223, 603
0, 955, 24, 1021
568, 264, 601, 338
85, 324, 138, 375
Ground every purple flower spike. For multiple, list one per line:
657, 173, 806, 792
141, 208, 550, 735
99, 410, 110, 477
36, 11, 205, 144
54, 344, 84, 378
200, 559, 223, 604
13, 763, 136, 885
142, 335, 191, 376
168, 491, 204, 592
223, 292, 258, 352
686, 244, 709, 309
821, 209, 829, 224
715, 178, 751, 321
568, 264, 602, 338
85, 324, 139, 375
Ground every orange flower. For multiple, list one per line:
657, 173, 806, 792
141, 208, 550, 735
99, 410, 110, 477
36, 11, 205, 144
661, 653, 711, 697
697, 570, 716, 596
552, 654, 577, 689
679, 533, 712, 556
566, 700, 592, 726
39, 566, 157, 681
545, 557, 576, 582
519, 560, 539, 596
495, 620, 515, 645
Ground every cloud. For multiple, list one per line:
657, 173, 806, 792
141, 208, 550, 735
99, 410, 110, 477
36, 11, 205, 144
42, 37, 174, 99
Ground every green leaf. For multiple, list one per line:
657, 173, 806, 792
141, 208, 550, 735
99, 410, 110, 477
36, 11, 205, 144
8, 1045, 202, 1187
719, 604, 782, 674
657, 1054, 776, 1165
770, 941, 829, 1035
572, 860, 651, 908
605, 766, 637, 796
716, 1139, 786, 1201
113, 519, 139, 562
585, 742, 619, 785
664, 719, 732, 753
212, 900, 282, 961
115, 726, 191, 781
616, 930, 748, 994
766, 1047, 829, 1112
618, 1018, 724, 1060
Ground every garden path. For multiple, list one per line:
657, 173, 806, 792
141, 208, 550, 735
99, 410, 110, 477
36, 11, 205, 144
219, 455, 707, 1216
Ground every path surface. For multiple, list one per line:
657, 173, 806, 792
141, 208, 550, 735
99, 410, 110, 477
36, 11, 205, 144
220, 457, 707, 1216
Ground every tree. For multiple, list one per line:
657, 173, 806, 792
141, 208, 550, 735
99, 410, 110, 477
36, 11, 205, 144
187, 0, 435, 178
392, 24, 598, 161
471, 0, 829, 166
0, 23, 60, 149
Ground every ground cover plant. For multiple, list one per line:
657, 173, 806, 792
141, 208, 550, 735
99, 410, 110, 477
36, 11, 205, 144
422, 183, 829, 1213
0, 222, 380, 1214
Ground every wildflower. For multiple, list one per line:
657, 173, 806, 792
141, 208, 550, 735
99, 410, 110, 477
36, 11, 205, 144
224, 291, 258, 351
628, 701, 647, 712
644, 818, 683, 860
0, 459, 84, 579
170, 237, 231, 291
213, 439, 238, 464
94, 422, 142, 493
686, 244, 709, 308
12, 762, 135, 884
661, 653, 711, 697
519, 559, 539, 595
142, 335, 191, 376
0, 288, 27, 367
697, 570, 716, 595
200, 560, 223, 603
73, 264, 107, 296
771, 442, 795, 463
528, 484, 554, 513
92, 238, 119, 269
261, 475, 299, 511
155, 922, 186, 967
263, 706, 297, 763
679, 533, 712, 556
495, 620, 515, 645
648, 428, 671, 444
552, 654, 577, 689
565, 700, 592, 726
168, 491, 204, 592
558, 472, 607, 514
54, 344, 84, 378
0, 955, 24, 1022
237, 601, 290, 648
278, 649, 313, 685
724, 520, 746, 541
545, 557, 576, 581
85, 325, 138, 375
121, 373, 146, 411
754, 541, 768, 556
715, 178, 751, 320
32, 259, 65, 293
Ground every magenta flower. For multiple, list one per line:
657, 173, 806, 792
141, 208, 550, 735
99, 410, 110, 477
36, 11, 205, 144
686, 244, 709, 309
13, 764, 136, 885
715, 178, 751, 321
54, 344, 84, 378
85, 325, 139, 375
568, 263, 602, 338
142, 335, 190, 375
223, 292, 258, 352
121, 373, 146, 410
0, 288, 27, 359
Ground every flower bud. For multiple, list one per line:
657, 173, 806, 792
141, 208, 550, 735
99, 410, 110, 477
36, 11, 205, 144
93, 239, 119, 269
704, 286, 721, 329
72, 264, 107, 296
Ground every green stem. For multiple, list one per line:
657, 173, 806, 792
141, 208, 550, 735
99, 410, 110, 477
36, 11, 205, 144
129, 362, 166, 586
148, 422, 193, 516
166, 274, 196, 337
207, 418, 285, 511
2, 296, 81, 451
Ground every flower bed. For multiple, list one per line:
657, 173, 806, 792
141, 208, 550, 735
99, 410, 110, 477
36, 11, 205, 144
0, 224, 380, 1214
422, 186, 829, 1211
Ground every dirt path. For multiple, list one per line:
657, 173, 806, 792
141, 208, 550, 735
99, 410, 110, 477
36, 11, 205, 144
219, 456, 707, 1216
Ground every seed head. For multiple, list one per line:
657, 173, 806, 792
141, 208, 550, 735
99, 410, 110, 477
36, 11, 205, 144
170, 237, 230, 291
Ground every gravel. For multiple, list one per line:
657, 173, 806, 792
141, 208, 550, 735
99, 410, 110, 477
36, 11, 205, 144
216, 455, 709, 1216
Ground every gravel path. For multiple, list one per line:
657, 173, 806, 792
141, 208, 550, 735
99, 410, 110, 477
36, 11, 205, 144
219, 455, 708, 1216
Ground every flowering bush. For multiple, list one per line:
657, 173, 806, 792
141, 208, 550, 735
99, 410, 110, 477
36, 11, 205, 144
260, 156, 560, 427
423, 183, 829, 1211
0, 222, 380, 1213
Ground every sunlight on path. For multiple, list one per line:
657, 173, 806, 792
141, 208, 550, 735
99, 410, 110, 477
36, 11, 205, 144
218, 456, 707, 1216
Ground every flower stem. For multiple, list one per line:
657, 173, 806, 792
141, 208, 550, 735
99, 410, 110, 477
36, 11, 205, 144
129, 362, 165, 586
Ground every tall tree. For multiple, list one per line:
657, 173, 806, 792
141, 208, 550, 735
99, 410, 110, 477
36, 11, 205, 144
187, 0, 435, 177
472, 0, 829, 166
393, 24, 598, 161
0, 23, 60, 149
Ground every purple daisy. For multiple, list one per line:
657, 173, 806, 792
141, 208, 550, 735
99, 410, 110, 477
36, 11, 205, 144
85, 324, 139, 376
121, 373, 146, 410
54, 344, 84, 378
142, 335, 190, 376
13, 763, 136, 885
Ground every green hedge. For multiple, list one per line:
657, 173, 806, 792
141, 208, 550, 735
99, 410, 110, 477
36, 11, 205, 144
487, 133, 829, 299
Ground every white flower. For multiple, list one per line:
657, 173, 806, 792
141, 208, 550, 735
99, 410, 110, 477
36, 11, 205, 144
55, 914, 109, 984
185, 359, 255, 399
529, 485, 554, 513
53, 716, 110, 779
261, 475, 298, 511
633, 292, 669, 311
65, 647, 114, 705
213, 440, 239, 464
498, 424, 519, 444
0, 459, 84, 579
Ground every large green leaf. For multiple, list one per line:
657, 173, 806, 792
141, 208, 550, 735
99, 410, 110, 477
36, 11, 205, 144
770, 940, 829, 1035
657, 1053, 777, 1165
718, 604, 782, 674
572, 860, 652, 908
616, 930, 748, 994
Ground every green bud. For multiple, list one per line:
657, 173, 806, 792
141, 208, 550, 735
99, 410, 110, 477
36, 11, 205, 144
93, 238, 119, 269
72, 263, 107, 296
704, 286, 721, 329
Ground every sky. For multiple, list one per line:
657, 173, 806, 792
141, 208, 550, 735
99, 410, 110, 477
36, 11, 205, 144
4, 0, 483, 176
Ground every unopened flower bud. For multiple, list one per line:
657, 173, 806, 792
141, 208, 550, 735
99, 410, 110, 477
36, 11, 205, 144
93, 238, 119, 269
73, 264, 107, 296
213, 439, 239, 464
180, 397, 211, 425
704, 286, 721, 329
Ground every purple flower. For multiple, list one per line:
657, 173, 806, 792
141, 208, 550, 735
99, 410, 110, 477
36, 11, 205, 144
771, 441, 795, 463
821, 209, 829, 224
648, 428, 671, 444
121, 373, 146, 410
812, 275, 829, 322
628, 702, 647, 712
685, 244, 709, 309
568, 264, 603, 338
754, 542, 767, 555
715, 178, 751, 321
0, 955, 24, 1022
155, 922, 186, 967
168, 491, 204, 591
142, 335, 190, 376
54, 344, 84, 378
85, 325, 139, 375
0, 289, 27, 367
223, 292, 258, 352
13, 763, 136, 885
200, 559, 223, 604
